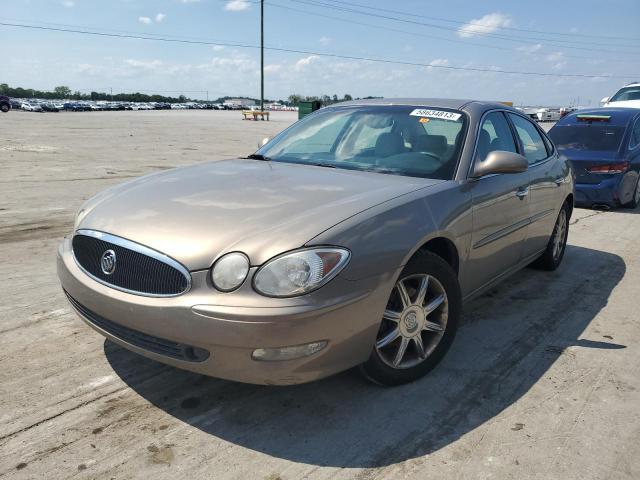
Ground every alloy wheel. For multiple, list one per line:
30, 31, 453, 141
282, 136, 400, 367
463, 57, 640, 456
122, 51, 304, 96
552, 209, 567, 261
375, 274, 448, 369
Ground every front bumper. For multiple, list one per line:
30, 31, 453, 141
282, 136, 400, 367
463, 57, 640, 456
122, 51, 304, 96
57, 237, 394, 385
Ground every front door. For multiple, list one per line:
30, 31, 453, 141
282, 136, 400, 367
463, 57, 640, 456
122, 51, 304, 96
507, 113, 563, 257
466, 111, 531, 294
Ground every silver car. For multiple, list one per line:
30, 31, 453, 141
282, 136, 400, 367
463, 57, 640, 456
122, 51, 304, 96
57, 99, 573, 385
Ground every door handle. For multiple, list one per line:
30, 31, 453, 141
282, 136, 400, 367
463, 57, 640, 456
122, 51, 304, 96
515, 187, 529, 198
554, 177, 564, 185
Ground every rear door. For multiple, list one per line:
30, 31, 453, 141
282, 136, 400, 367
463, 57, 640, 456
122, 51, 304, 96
507, 113, 564, 257
466, 111, 531, 293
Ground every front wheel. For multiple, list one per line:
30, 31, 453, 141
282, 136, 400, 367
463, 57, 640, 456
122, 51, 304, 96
532, 201, 570, 271
361, 251, 461, 386
0, 104, 9, 113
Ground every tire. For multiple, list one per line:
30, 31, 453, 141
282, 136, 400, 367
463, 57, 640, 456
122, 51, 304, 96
0, 104, 9, 113
360, 251, 461, 386
622, 177, 640, 209
532, 201, 570, 271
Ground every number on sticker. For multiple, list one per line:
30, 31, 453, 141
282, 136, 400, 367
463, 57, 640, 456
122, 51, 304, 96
410, 109, 461, 121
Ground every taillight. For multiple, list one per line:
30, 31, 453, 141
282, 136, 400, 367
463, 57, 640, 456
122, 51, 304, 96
587, 162, 629, 174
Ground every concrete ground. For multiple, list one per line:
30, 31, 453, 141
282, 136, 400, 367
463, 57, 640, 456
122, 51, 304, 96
0, 110, 638, 480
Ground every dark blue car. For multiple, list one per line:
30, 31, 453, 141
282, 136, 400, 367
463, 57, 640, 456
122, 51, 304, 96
549, 108, 640, 209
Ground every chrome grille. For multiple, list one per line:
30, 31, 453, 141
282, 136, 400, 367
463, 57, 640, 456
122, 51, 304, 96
65, 291, 209, 362
72, 230, 191, 296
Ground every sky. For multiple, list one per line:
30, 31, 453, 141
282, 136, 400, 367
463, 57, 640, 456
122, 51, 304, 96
2, 0, 640, 105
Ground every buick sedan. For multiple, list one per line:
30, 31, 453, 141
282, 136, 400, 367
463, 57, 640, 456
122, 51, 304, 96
58, 99, 574, 385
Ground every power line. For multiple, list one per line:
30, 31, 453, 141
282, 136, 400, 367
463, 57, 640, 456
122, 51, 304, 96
2, 21, 637, 80
267, 1, 629, 64
305, 0, 640, 43
281, 0, 640, 55
6, 13, 622, 65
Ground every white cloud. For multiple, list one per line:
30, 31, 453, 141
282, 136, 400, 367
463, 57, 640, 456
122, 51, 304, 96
138, 16, 152, 25
294, 55, 319, 72
319, 36, 331, 46
62, 0, 75, 7
546, 52, 567, 70
428, 58, 450, 68
155, 13, 166, 23
264, 64, 282, 75
224, 0, 251, 11
125, 59, 164, 70
458, 13, 512, 38
212, 45, 225, 52
517, 43, 543, 54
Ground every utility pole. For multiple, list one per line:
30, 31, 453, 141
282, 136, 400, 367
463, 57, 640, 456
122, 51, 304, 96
260, 0, 264, 112
110, 87, 113, 102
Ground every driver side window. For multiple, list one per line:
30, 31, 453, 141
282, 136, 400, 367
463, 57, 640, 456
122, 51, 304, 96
476, 112, 517, 163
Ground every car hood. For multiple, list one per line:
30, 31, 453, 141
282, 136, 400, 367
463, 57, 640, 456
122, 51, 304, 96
605, 100, 640, 109
78, 159, 441, 270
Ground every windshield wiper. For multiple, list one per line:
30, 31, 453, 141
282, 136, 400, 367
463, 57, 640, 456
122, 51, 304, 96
245, 153, 271, 161
307, 162, 337, 168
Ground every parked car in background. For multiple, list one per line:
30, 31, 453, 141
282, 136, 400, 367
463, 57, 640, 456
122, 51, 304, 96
0, 95, 11, 113
41, 102, 60, 112
21, 102, 43, 112
536, 108, 561, 122
58, 99, 573, 386
601, 82, 640, 109
549, 108, 640, 209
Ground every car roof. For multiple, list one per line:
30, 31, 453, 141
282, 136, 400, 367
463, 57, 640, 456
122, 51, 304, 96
558, 107, 640, 127
330, 98, 519, 115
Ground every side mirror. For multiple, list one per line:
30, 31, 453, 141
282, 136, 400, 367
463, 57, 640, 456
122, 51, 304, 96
600, 96, 610, 104
472, 151, 528, 178
258, 137, 270, 148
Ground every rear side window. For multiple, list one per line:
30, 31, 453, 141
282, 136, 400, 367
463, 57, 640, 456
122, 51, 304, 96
476, 112, 517, 163
508, 114, 549, 164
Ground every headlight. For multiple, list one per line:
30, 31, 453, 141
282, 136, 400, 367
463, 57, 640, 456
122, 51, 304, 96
211, 252, 250, 292
253, 247, 350, 297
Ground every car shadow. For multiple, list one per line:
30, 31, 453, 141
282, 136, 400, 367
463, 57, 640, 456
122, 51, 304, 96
104, 245, 625, 468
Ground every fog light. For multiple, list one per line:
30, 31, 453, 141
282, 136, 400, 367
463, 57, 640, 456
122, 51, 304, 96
251, 341, 327, 362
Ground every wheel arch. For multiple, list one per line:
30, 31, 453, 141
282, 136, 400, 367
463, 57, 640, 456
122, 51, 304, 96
413, 236, 460, 275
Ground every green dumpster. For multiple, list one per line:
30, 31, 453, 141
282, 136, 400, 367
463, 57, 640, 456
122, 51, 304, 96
298, 100, 322, 119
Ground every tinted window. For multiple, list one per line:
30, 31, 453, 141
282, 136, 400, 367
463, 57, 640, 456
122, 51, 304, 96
258, 106, 467, 180
549, 125, 625, 152
476, 112, 517, 163
610, 86, 640, 102
508, 114, 548, 164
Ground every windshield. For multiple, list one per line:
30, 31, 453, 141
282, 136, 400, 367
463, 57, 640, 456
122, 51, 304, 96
549, 125, 624, 151
610, 86, 640, 102
256, 105, 467, 179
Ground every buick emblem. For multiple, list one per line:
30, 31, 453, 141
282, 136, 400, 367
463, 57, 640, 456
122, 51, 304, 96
100, 249, 117, 275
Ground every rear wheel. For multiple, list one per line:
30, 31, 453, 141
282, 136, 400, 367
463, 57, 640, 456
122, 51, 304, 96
361, 251, 461, 386
0, 104, 9, 113
622, 177, 640, 209
532, 201, 570, 271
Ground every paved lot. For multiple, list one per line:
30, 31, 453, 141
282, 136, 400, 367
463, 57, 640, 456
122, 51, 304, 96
1, 110, 638, 480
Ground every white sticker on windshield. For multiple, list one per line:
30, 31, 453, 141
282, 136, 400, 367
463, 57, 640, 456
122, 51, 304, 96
410, 109, 461, 121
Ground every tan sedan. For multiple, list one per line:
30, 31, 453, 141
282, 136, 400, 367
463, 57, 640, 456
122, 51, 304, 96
58, 99, 574, 385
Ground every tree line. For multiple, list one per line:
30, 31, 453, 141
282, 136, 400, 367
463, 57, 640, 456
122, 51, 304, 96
1, 84, 380, 106
287, 94, 383, 106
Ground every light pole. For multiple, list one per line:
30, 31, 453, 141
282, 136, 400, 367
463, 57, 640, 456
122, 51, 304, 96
260, 0, 264, 112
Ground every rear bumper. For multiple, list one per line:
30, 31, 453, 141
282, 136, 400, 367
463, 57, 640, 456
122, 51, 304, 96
57, 237, 394, 385
574, 175, 622, 207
